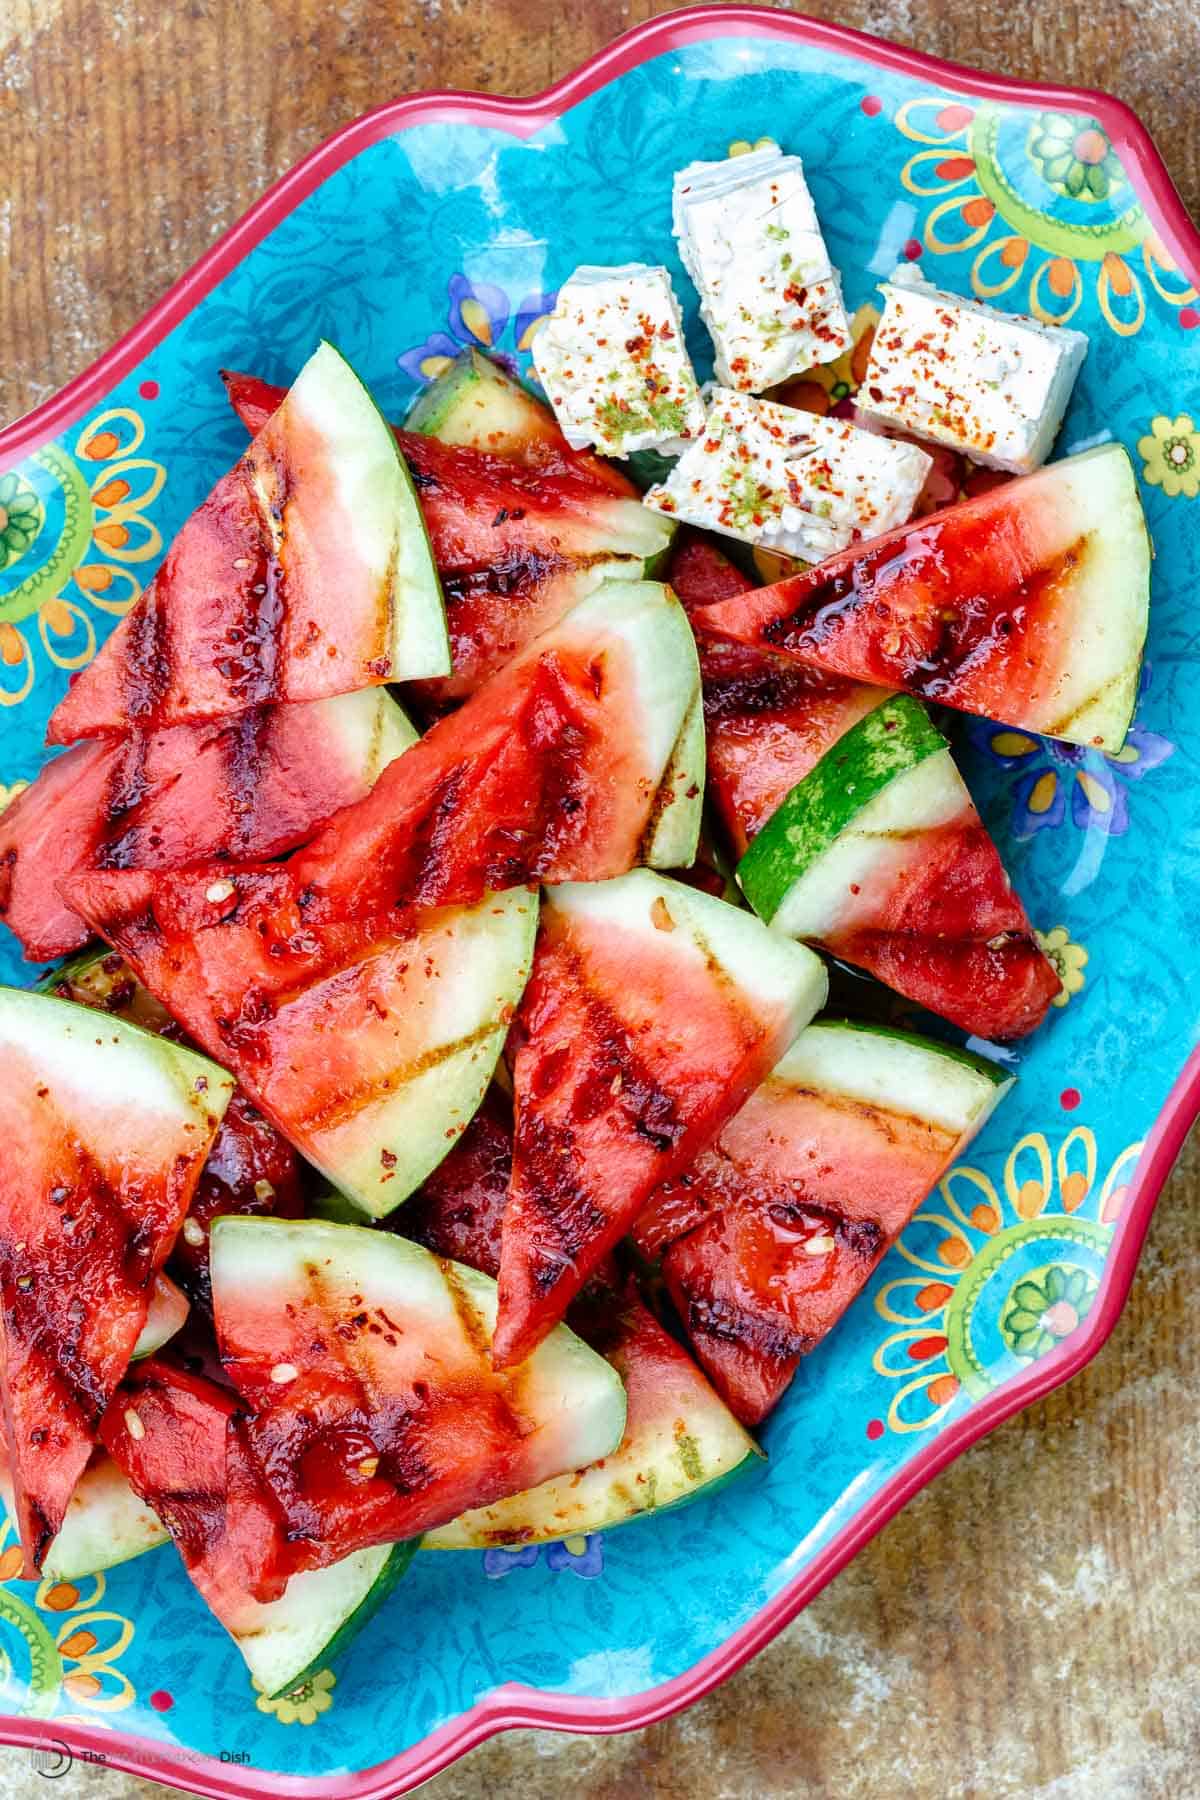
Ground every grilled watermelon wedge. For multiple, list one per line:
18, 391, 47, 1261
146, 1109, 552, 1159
1, 689, 418, 962
48, 343, 449, 746
669, 532, 889, 858
101, 1358, 418, 1697
494, 871, 828, 1367
397, 1088, 759, 1542
0, 1436, 168, 1583
224, 365, 669, 709
637, 1021, 1012, 1424
209, 1217, 626, 1595
694, 445, 1150, 752
403, 347, 638, 497
0, 988, 232, 1573
737, 695, 1061, 1039
42, 947, 305, 1311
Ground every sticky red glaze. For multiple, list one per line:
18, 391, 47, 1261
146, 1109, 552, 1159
222, 370, 642, 710
694, 473, 1085, 738
640, 1075, 970, 1425
668, 533, 887, 857
0, 700, 398, 962
0, 1052, 222, 1573
493, 895, 801, 1368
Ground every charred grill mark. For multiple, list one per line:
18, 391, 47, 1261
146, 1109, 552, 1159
222, 708, 273, 853
388, 761, 469, 909
295, 1017, 504, 1137
95, 734, 154, 869
122, 590, 173, 727
440, 548, 562, 605
216, 460, 292, 706
682, 1291, 813, 1363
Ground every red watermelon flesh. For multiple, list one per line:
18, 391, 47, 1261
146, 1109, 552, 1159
692, 447, 1149, 752
493, 873, 827, 1368
668, 533, 889, 857
42, 950, 304, 1315
100, 1358, 289, 1619
0, 991, 231, 1573
637, 1028, 1005, 1424
0, 691, 412, 963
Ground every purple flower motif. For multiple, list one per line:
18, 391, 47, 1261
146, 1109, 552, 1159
398, 278, 558, 384
479, 1534, 605, 1581
969, 667, 1173, 840
544, 1534, 605, 1579
482, 1543, 540, 1580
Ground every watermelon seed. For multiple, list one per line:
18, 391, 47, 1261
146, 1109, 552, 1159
124, 1409, 145, 1441
804, 1235, 837, 1256
358, 1456, 380, 1478
16, 1274, 32, 1291
206, 879, 236, 904
270, 1363, 299, 1385
182, 1219, 205, 1247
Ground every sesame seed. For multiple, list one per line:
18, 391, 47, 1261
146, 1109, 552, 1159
205, 879, 235, 904
804, 1234, 837, 1256
254, 1179, 276, 1204
358, 1456, 380, 1479
182, 1218, 205, 1248
124, 1409, 146, 1440
270, 1363, 299, 1384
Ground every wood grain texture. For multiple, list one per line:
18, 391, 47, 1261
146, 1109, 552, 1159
0, 3, 1197, 1797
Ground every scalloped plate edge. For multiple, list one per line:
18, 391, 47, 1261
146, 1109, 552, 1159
1, 7, 1198, 1795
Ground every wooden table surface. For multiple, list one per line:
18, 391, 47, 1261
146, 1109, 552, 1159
2, 2, 1198, 1797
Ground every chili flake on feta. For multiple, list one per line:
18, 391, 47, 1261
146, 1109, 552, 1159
529, 264, 706, 457
858, 264, 1089, 474
642, 388, 932, 561
673, 146, 851, 393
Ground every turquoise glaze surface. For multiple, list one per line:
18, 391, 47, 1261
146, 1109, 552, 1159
0, 29, 1198, 1785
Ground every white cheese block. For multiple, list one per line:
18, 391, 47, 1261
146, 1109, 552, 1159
643, 388, 932, 560
858, 264, 1089, 473
673, 146, 851, 392
529, 263, 706, 457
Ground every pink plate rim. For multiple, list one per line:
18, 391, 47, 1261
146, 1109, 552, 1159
1, 7, 1198, 1795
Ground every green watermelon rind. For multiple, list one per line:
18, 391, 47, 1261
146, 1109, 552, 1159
131, 1274, 189, 1361
775, 1019, 1015, 1141
737, 694, 947, 924
0, 1452, 170, 1585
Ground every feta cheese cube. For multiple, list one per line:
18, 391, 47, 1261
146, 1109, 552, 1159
529, 264, 706, 457
673, 146, 851, 393
859, 265, 1089, 473
643, 388, 932, 561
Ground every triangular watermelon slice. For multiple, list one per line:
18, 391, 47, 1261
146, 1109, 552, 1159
1, 688, 417, 962
101, 1358, 420, 1697
47, 343, 450, 746
0, 988, 232, 1573
222, 367, 671, 709
493, 871, 828, 1368
635, 1021, 1012, 1424
736, 694, 1061, 1039
692, 445, 1150, 752
208, 1217, 627, 1594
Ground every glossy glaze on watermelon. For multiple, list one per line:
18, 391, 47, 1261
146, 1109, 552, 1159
43, 948, 305, 1312
223, 366, 670, 710
101, 1357, 418, 1696
694, 445, 1150, 751
0, 688, 417, 963
669, 533, 889, 858
737, 695, 1062, 1039
0, 989, 232, 1572
494, 871, 827, 1367
637, 1021, 1012, 1424
209, 1217, 626, 1593
48, 344, 449, 746
0, 1433, 168, 1582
